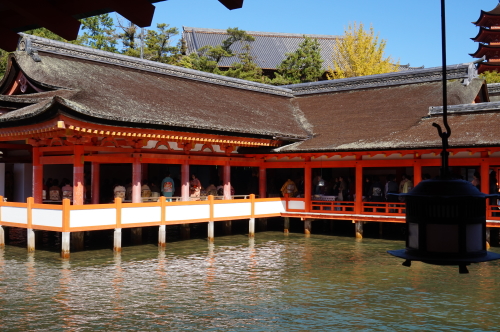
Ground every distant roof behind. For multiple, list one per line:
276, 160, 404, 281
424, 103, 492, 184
183, 26, 343, 71
182, 27, 423, 72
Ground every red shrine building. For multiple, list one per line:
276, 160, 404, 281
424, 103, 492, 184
471, 2, 500, 73
0, 31, 499, 255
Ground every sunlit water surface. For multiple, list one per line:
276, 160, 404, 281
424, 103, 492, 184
1, 232, 499, 331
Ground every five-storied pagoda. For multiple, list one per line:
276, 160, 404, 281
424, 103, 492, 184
471, 1, 500, 73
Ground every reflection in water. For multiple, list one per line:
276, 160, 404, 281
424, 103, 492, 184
0, 232, 499, 331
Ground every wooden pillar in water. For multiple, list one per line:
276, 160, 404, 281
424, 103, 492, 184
249, 218, 255, 238
480, 159, 490, 249
114, 228, 122, 252
355, 221, 363, 239
158, 225, 166, 248
26, 197, 35, 252
258, 218, 267, 231
379, 222, 383, 238
304, 219, 312, 235
61, 232, 70, 259
284, 217, 290, 234
27, 229, 35, 252
180, 223, 190, 240
223, 221, 232, 236
486, 227, 491, 250
0, 226, 4, 248
208, 221, 214, 243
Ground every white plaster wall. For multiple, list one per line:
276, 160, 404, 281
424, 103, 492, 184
214, 202, 251, 218
254, 201, 286, 215
1, 206, 28, 224
166, 205, 210, 221
70, 209, 116, 228
288, 200, 305, 210
121, 206, 161, 224
32, 209, 63, 228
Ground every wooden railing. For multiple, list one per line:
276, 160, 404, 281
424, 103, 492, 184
361, 202, 406, 215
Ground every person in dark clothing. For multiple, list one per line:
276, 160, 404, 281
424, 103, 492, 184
385, 174, 399, 203
369, 176, 384, 202
489, 171, 498, 206
363, 176, 371, 201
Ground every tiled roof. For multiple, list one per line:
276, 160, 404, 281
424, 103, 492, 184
182, 27, 424, 72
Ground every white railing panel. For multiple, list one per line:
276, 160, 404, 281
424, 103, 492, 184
70, 209, 116, 228
254, 201, 286, 216
1, 207, 28, 225
32, 209, 62, 228
166, 204, 210, 222
214, 202, 251, 219
288, 200, 305, 210
122, 206, 161, 224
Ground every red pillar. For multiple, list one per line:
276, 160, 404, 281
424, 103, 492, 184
259, 166, 266, 198
413, 159, 422, 187
223, 162, 231, 200
91, 162, 100, 204
304, 163, 312, 212
32, 146, 43, 203
480, 159, 490, 194
132, 158, 142, 203
181, 160, 190, 201
355, 162, 363, 214
73, 145, 84, 205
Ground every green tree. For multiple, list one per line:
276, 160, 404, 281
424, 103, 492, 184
77, 14, 117, 52
274, 36, 323, 84
144, 23, 180, 63
327, 22, 399, 79
480, 70, 500, 84
117, 19, 140, 57
0, 49, 8, 79
222, 44, 265, 82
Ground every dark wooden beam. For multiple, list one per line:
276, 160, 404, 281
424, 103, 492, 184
218, 0, 244, 10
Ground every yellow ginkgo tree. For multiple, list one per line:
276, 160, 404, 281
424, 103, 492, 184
327, 22, 399, 79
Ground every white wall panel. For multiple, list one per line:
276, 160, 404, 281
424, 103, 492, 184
122, 206, 161, 224
288, 200, 305, 210
70, 209, 116, 228
1, 206, 28, 224
166, 205, 210, 221
214, 203, 251, 218
254, 201, 285, 216
32, 209, 62, 228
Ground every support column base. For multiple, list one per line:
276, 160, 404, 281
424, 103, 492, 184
249, 218, 255, 238
27, 229, 35, 253
355, 221, 363, 239
0, 226, 4, 248
114, 228, 122, 252
284, 217, 290, 234
304, 219, 312, 235
61, 232, 70, 259
258, 218, 268, 232
180, 224, 190, 240
158, 225, 166, 248
223, 220, 232, 236
71, 232, 84, 251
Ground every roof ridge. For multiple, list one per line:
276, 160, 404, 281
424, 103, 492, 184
18, 33, 294, 98
182, 26, 343, 39
283, 63, 478, 96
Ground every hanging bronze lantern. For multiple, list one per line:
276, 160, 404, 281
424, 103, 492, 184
388, 0, 500, 273
388, 179, 500, 273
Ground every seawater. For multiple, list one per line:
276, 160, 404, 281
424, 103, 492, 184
0, 232, 499, 331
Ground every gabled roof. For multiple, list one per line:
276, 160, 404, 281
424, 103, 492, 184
183, 27, 343, 71
0, 34, 310, 140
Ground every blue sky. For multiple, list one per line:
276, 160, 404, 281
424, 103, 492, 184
143, 0, 496, 68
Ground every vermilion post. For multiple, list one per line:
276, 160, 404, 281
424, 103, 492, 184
73, 145, 84, 205
32, 147, 43, 204
259, 166, 266, 198
355, 163, 363, 214
413, 159, 422, 187
223, 161, 231, 200
304, 164, 312, 212
91, 162, 100, 204
132, 157, 142, 203
181, 160, 190, 201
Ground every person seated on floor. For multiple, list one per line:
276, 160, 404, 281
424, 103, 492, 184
61, 179, 73, 200
49, 179, 62, 201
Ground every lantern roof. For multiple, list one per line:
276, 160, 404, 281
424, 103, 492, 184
471, 27, 500, 43
473, 3, 500, 27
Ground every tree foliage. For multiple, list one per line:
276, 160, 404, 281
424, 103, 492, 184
479, 70, 500, 84
0, 49, 8, 79
77, 14, 117, 52
274, 36, 323, 84
327, 22, 399, 79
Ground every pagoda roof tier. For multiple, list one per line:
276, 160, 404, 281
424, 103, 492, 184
470, 43, 500, 59
473, 3, 500, 27
471, 27, 500, 43
478, 62, 500, 74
